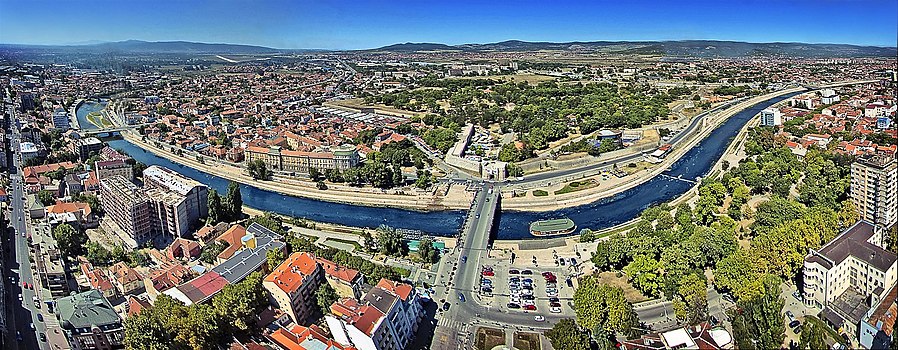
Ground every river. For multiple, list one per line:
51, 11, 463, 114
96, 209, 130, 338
106, 92, 798, 240
75, 100, 107, 130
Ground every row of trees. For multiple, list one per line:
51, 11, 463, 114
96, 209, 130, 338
546, 275, 641, 349
206, 181, 243, 225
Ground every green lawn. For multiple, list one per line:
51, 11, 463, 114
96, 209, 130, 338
554, 180, 598, 195
533, 189, 549, 197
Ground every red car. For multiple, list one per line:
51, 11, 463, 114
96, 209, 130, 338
523, 304, 537, 311
481, 270, 495, 277
545, 276, 557, 283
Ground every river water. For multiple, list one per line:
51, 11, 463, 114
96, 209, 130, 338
98, 92, 797, 240
75, 100, 106, 130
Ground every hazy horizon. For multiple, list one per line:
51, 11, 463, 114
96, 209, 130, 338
1, 0, 895, 50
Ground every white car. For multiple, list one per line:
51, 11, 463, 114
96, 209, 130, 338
534, 316, 545, 322
522, 300, 535, 306
550, 306, 562, 313
521, 289, 533, 296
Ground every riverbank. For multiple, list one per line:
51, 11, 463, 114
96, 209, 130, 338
501, 86, 806, 211
121, 132, 474, 211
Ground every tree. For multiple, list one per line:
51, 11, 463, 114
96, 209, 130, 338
671, 273, 708, 325
573, 275, 640, 338
225, 181, 243, 221
37, 190, 56, 206
200, 241, 226, 264
315, 282, 339, 316
308, 167, 322, 181
592, 235, 631, 271
799, 319, 827, 350
506, 163, 524, 178
246, 159, 270, 180
212, 271, 266, 334
53, 224, 85, 258
266, 248, 286, 270
247, 212, 284, 234
206, 190, 222, 225
623, 254, 662, 297
376, 225, 408, 257
86, 242, 113, 266
417, 237, 440, 264
545, 319, 591, 350
730, 275, 785, 350
73, 193, 103, 215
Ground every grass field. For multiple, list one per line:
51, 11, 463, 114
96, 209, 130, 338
532, 189, 549, 197
86, 111, 114, 128
326, 98, 423, 118
595, 271, 649, 303
554, 180, 598, 195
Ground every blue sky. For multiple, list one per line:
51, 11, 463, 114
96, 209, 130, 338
1, 0, 895, 49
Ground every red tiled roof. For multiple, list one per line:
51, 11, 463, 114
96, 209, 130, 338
265, 252, 319, 294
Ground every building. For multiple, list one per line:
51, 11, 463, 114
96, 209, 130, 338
859, 284, 896, 349
142, 165, 208, 235
53, 109, 71, 130
20, 91, 35, 111
74, 137, 104, 161
99, 175, 153, 247
620, 323, 734, 350
760, 107, 782, 127
30, 223, 70, 298
327, 279, 424, 350
821, 89, 840, 105
244, 145, 360, 175
94, 160, 133, 182
317, 257, 364, 299
268, 324, 356, 350
264, 252, 324, 324
108, 262, 144, 296
56, 289, 125, 350
804, 221, 897, 344
851, 155, 898, 229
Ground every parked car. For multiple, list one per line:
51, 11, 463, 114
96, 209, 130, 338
482, 287, 493, 294
37, 313, 43, 322
541, 272, 554, 278
521, 289, 533, 296
522, 295, 535, 300
39, 333, 46, 342
481, 278, 492, 285
550, 306, 562, 313
482, 270, 495, 277
509, 269, 520, 275
521, 270, 533, 275
507, 303, 520, 309
570, 258, 577, 265
548, 297, 560, 303
523, 304, 537, 311
559, 259, 566, 266
461, 256, 467, 263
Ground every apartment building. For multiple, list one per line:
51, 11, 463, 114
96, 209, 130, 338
859, 284, 896, 349
326, 279, 424, 350
145, 188, 192, 239
94, 159, 133, 182
74, 137, 104, 161
56, 289, 125, 350
99, 175, 153, 247
244, 145, 360, 175
142, 165, 208, 233
30, 223, 69, 298
268, 324, 356, 350
760, 107, 782, 127
803, 221, 897, 344
851, 155, 898, 230
264, 252, 324, 324
52, 109, 71, 130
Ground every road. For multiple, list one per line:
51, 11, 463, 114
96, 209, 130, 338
508, 96, 750, 186
431, 187, 567, 349
3, 102, 49, 350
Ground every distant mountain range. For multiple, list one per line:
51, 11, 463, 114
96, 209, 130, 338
367, 40, 897, 58
1, 39, 894, 58
0, 40, 281, 54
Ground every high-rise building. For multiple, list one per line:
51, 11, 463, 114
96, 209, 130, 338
52, 108, 71, 130
74, 137, 104, 161
851, 155, 898, 230
142, 165, 208, 236
99, 175, 153, 247
95, 159, 133, 182
327, 279, 424, 350
759, 107, 782, 126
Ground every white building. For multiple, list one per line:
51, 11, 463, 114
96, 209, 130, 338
327, 279, 424, 350
821, 89, 840, 105
851, 156, 898, 229
759, 107, 782, 126
803, 221, 897, 346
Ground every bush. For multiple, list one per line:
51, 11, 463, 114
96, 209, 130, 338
533, 190, 549, 197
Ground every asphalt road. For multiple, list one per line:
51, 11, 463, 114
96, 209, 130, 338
432, 186, 567, 348
3, 103, 49, 350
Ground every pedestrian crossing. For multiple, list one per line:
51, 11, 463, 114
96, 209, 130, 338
437, 317, 467, 331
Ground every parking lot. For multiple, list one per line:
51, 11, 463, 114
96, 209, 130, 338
473, 257, 578, 318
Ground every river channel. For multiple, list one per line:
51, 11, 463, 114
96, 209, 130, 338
92, 92, 797, 240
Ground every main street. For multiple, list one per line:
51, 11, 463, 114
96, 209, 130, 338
431, 186, 567, 349
3, 102, 49, 350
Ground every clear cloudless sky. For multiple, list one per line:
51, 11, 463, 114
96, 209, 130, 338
1, 0, 896, 49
